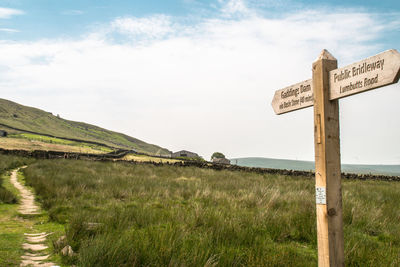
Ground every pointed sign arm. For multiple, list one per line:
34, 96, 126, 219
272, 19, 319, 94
329, 49, 400, 100
271, 49, 400, 115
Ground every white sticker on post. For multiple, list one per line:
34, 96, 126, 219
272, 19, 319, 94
316, 187, 326, 205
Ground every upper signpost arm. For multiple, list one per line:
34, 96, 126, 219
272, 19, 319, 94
329, 49, 400, 100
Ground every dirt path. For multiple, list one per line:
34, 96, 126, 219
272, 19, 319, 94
10, 168, 57, 267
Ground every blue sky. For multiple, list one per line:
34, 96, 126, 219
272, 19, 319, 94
0, 0, 193, 39
1, 0, 399, 42
0, 0, 400, 164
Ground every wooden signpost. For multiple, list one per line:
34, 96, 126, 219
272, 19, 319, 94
271, 79, 313, 114
271, 49, 400, 266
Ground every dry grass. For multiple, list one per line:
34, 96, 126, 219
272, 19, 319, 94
122, 154, 182, 164
0, 137, 104, 154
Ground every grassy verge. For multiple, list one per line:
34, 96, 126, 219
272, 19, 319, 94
0, 203, 26, 266
0, 172, 65, 266
0, 155, 65, 266
0, 166, 26, 266
20, 158, 400, 266
0, 155, 34, 204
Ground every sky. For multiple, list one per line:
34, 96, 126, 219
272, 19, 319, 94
0, 0, 399, 164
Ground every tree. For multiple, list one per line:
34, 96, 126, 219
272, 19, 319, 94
211, 152, 225, 160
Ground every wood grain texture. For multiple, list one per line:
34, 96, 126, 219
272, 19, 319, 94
329, 49, 400, 100
271, 79, 313, 115
312, 49, 344, 267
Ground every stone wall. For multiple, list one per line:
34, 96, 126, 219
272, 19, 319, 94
0, 148, 398, 182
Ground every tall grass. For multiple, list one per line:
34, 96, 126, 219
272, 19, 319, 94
22, 159, 400, 266
0, 154, 33, 174
0, 154, 34, 203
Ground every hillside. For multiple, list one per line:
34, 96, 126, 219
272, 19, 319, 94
0, 98, 170, 156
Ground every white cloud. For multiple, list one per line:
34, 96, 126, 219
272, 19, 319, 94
0, 4, 399, 164
219, 0, 254, 17
110, 15, 175, 40
0, 7, 24, 19
0, 28, 19, 32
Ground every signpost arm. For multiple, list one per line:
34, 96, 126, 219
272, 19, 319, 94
312, 50, 344, 267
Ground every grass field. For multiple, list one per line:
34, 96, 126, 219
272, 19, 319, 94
122, 154, 183, 164
0, 136, 180, 165
15, 133, 114, 153
17, 157, 400, 266
0, 136, 109, 154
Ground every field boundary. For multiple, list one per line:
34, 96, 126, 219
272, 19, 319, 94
0, 148, 399, 182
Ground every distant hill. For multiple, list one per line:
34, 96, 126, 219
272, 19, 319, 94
231, 157, 400, 176
0, 98, 171, 156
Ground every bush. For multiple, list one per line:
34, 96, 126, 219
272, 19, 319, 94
211, 152, 225, 160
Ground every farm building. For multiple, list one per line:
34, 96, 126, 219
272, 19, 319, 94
171, 150, 199, 159
0, 130, 7, 137
212, 157, 231, 165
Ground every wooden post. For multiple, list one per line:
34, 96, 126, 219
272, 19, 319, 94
272, 48, 400, 266
312, 50, 344, 266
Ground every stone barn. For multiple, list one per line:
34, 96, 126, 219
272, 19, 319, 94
171, 150, 199, 159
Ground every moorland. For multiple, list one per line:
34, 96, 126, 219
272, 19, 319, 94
1, 154, 399, 266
